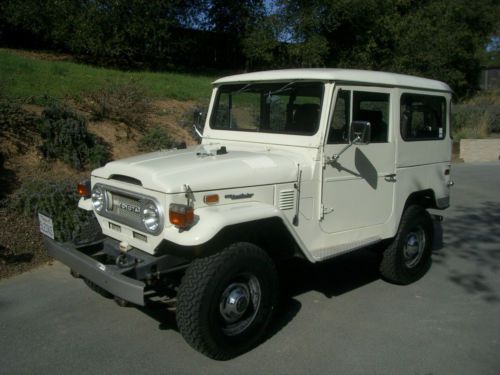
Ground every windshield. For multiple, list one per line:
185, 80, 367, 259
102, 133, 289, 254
210, 82, 324, 135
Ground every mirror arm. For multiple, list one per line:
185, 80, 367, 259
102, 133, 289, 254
328, 135, 361, 163
193, 124, 203, 139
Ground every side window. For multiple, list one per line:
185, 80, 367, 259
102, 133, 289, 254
400, 94, 446, 141
353, 91, 390, 143
328, 90, 350, 144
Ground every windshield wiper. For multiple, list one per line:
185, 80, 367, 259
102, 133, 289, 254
233, 83, 253, 95
267, 81, 296, 96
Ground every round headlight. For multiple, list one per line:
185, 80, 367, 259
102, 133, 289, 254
143, 201, 160, 232
91, 185, 105, 212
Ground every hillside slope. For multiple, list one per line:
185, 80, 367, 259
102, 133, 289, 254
0, 49, 214, 278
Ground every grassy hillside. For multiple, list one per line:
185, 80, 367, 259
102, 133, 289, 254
0, 49, 215, 102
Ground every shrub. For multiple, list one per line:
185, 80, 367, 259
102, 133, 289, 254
9, 179, 95, 242
82, 80, 152, 131
452, 103, 491, 140
452, 91, 500, 140
38, 102, 110, 169
0, 96, 37, 133
138, 126, 177, 152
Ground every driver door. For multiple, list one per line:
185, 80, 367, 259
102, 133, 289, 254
320, 86, 396, 234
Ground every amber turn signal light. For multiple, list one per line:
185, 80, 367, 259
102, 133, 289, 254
169, 203, 194, 229
77, 181, 91, 198
203, 194, 219, 205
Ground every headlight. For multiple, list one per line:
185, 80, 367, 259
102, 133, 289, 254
91, 185, 105, 212
142, 201, 160, 232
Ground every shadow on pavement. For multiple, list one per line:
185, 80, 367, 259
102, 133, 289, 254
132, 221, 454, 350
434, 201, 500, 304
135, 249, 381, 344
278, 246, 381, 300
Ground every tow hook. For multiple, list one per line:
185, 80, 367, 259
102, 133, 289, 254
70, 269, 80, 278
114, 297, 129, 307
116, 253, 138, 268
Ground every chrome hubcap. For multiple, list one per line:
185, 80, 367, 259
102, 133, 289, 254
219, 274, 261, 336
403, 226, 426, 268
220, 283, 250, 323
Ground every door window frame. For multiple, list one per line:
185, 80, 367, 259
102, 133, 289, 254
325, 85, 393, 146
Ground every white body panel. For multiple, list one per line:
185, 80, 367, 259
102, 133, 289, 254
86, 69, 452, 261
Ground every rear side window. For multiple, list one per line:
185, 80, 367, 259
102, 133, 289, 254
401, 94, 446, 141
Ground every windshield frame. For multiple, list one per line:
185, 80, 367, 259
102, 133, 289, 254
208, 81, 325, 136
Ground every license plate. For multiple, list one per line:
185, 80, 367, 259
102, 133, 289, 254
38, 213, 55, 240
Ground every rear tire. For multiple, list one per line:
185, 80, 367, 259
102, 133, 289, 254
380, 205, 433, 285
176, 242, 278, 360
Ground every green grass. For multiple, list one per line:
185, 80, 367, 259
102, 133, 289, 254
0, 49, 216, 102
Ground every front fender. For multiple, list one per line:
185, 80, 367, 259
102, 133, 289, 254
164, 202, 284, 247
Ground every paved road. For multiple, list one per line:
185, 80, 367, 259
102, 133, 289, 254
1, 162, 499, 375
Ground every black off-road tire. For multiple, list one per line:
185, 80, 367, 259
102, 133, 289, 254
380, 205, 433, 285
176, 242, 278, 360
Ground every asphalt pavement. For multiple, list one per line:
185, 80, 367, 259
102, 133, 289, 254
1, 162, 499, 375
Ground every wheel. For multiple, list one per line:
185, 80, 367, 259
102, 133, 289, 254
176, 242, 278, 360
380, 205, 433, 285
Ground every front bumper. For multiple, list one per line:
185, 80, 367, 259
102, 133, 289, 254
44, 237, 187, 306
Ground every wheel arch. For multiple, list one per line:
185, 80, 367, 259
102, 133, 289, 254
156, 217, 305, 262
404, 189, 439, 211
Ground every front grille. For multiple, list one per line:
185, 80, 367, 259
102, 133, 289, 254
92, 183, 164, 236
112, 193, 142, 221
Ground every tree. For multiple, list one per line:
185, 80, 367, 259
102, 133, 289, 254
275, 0, 500, 95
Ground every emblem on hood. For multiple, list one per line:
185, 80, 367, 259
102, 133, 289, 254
225, 193, 254, 200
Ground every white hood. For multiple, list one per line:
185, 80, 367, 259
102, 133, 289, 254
92, 145, 299, 193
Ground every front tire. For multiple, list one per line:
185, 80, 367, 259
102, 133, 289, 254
380, 205, 433, 285
176, 243, 278, 360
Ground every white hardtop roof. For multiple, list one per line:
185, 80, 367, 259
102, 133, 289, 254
213, 68, 452, 92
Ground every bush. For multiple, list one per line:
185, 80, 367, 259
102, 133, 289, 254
138, 126, 177, 152
38, 102, 110, 169
452, 103, 491, 140
0, 96, 37, 134
9, 179, 95, 242
452, 91, 500, 140
82, 81, 152, 131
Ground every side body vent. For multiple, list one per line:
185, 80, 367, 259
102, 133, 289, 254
279, 189, 296, 210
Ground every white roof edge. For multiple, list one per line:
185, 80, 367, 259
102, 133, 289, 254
213, 68, 452, 92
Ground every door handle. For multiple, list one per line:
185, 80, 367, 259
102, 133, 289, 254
384, 173, 396, 182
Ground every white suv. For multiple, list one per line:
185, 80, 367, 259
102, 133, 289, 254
43, 69, 453, 359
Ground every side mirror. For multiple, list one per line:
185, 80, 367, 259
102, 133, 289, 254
329, 121, 371, 163
350, 121, 371, 145
193, 111, 204, 139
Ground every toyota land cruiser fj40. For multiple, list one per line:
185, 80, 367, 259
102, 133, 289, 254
42, 69, 453, 359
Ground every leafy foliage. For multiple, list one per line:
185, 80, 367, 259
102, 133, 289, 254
138, 126, 177, 152
38, 103, 110, 169
0, 0, 498, 95
0, 95, 39, 154
9, 178, 95, 242
452, 90, 500, 140
0, 96, 35, 134
82, 81, 151, 131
